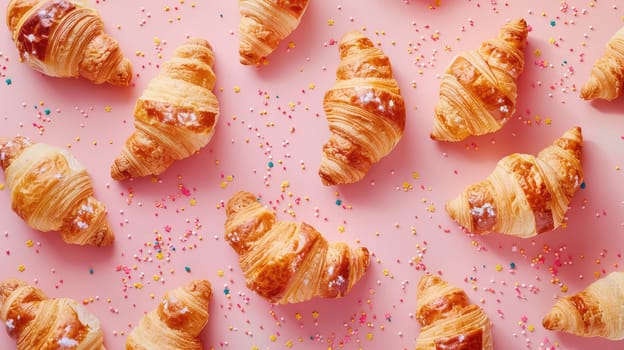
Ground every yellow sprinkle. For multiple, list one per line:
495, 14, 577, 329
308, 83, 315, 90
548, 37, 556, 44
252, 347, 258, 350
189, 198, 197, 206
545, 118, 552, 125
164, 6, 170, 11
495, 264, 503, 272
366, 333, 374, 340
528, 325, 535, 332
327, 19, 335, 26
154, 37, 161, 45
104, 106, 112, 112
594, 271, 601, 278
18, 265, 25, 272
281, 181, 290, 189
220, 181, 228, 189
226, 175, 233, 182
288, 41, 296, 49
156, 252, 164, 260
153, 275, 160, 281
0, 183, 4, 190
269, 334, 277, 342
338, 226, 345, 233
383, 269, 390, 276
312, 310, 319, 319
217, 270, 224, 277
427, 204, 436, 213
285, 340, 293, 348
560, 285, 568, 293
295, 312, 302, 320
233, 86, 240, 93
534, 49, 541, 57
133, 282, 143, 289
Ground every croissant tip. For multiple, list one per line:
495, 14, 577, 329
107, 58, 133, 86
542, 311, 563, 331
0, 278, 27, 303
184, 37, 212, 50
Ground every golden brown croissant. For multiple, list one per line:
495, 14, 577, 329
543, 271, 624, 339
6, 0, 132, 86
431, 19, 528, 141
224, 191, 370, 304
446, 127, 583, 238
126, 280, 212, 350
415, 274, 493, 350
110, 38, 219, 180
319, 30, 406, 186
0, 278, 105, 350
0, 136, 114, 246
580, 27, 624, 101
238, 0, 310, 65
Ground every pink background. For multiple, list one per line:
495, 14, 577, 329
1, 0, 624, 349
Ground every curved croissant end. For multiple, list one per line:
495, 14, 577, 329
126, 280, 212, 350
446, 127, 583, 238
319, 30, 406, 186
415, 274, 493, 350
0, 278, 106, 350
543, 271, 624, 340
6, 0, 132, 86
238, 0, 310, 65
111, 38, 219, 180
1, 136, 114, 246
431, 19, 528, 142
580, 26, 624, 101
224, 191, 370, 304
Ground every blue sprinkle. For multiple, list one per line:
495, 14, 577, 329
335, 199, 342, 206
510, 262, 516, 269
184, 266, 191, 272
44, 109, 51, 115
550, 20, 556, 27
5, 78, 11, 85
580, 182, 586, 189
223, 288, 230, 295
268, 161, 274, 168
89, 268, 94, 275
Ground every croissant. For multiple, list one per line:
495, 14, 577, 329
543, 271, 624, 339
238, 0, 310, 65
0, 136, 114, 246
319, 30, 406, 186
110, 38, 219, 180
446, 127, 583, 238
580, 26, 624, 101
126, 280, 212, 350
431, 19, 528, 141
224, 190, 370, 304
415, 274, 493, 350
0, 278, 105, 349
6, 0, 132, 86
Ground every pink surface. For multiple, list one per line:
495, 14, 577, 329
1, 0, 623, 349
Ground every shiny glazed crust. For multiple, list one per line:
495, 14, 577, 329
445, 127, 583, 238
238, 0, 310, 65
0, 278, 106, 350
0, 136, 114, 246
224, 191, 370, 304
431, 19, 528, 142
6, 0, 132, 85
415, 275, 493, 350
126, 280, 212, 350
319, 30, 406, 186
110, 38, 219, 180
